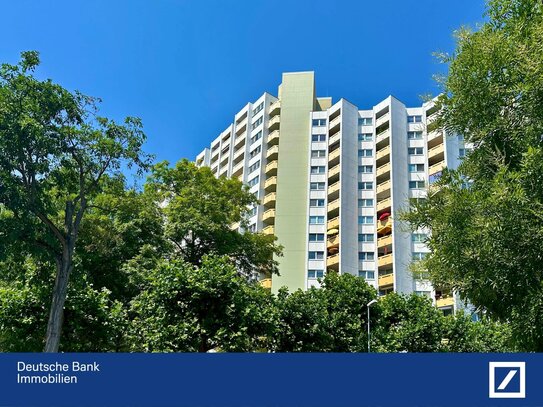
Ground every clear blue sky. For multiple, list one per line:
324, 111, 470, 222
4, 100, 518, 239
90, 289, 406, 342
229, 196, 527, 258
1, 0, 485, 164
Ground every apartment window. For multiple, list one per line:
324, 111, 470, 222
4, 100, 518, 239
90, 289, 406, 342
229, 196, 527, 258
312, 134, 326, 142
248, 161, 260, 173
408, 131, 423, 139
310, 182, 325, 190
359, 252, 375, 261
248, 176, 259, 187
311, 150, 326, 158
312, 119, 326, 127
250, 131, 262, 144
409, 180, 425, 189
415, 290, 431, 298
308, 251, 324, 260
249, 146, 261, 159
408, 147, 424, 155
359, 117, 373, 125
251, 116, 263, 130
309, 216, 325, 224
309, 233, 325, 242
358, 133, 373, 141
409, 164, 425, 172
412, 252, 427, 261
358, 182, 373, 190
358, 149, 373, 157
412, 233, 427, 243
310, 199, 325, 207
407, 115, 422, 123
358, 199, 374, 207
358, 216, 374, 224
358, 165, 373, 173
358, 233, 374, 242
252, 102, 264, 115
310, 166, 326, 174
308, 269, 325, 278
248, 223, 257, 232
359, 270, 375, 279
247, 206, 257, 217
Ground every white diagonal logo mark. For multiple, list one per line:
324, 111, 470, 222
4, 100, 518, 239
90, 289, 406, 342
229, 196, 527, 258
497, 370, 517, 390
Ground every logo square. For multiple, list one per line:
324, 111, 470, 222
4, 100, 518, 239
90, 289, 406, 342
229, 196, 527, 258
489, 361, 526, 399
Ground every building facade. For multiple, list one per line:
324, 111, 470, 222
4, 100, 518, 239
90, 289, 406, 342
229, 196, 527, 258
195, 71, 470, 314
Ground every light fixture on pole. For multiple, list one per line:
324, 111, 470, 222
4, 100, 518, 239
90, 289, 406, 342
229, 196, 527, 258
367, 299, 378, 353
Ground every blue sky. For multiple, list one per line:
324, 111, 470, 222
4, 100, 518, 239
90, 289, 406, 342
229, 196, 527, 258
1, 0, 485, 165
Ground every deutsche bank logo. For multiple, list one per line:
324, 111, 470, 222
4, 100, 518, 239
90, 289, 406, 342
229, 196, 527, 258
489, 362, 526, 399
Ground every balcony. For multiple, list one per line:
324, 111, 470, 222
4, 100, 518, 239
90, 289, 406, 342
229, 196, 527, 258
259, 278, 272, 289
428, 143, 445, 162
378, 253, 394, 268
218, 167, 228, 178
376, 129, 390, 149
327, 216, 339, 231
268, 101, 280, 118
328, 164, 340, 182
328, 199, 340, 215
327, 253, 340, 268
377, 234, 393, 249
378, 272, 394, 288
375, 112, 389, 127
427, 129, 443, 145
265, 160, 278, 176
232, 161, 244, 177
328, 148, 340, 166
328, 181, 340, 200
376, 145, 391, 162
329, 131, 341, 147
235, 117, 248, 136
266, 145, 279, 160
263, 192, 276, 208
428, 160, 445, 176
262, 209, 276, 224
233, 146, 245, 161
268, 115, 280, 132
327, 234, 340, 249
230, 222, 240, 231
264, 176, 277, 192
376, 162, 391, 181
329, 116, 341, 134
234, 132, 246, 150
267, 130, 279, 146
377, 217, 392, 235
262, 225, 275, 235
436, 294, 454, 308
376, 180, 391, 199
376, 197, 391, 212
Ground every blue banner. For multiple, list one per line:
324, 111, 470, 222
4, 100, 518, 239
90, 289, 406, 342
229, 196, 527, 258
0, 353, 540, 407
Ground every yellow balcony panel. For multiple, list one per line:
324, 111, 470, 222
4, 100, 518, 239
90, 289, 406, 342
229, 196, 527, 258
268, 101, 280, 117
264, 176, 277, 192
327, 234, 340, 249
428, 143, 445, 161
377, 234, 393, 249
376, 197, 391, 212
378, 253, 394, 268
328, 199, 340, 213
376, 180, 391, 198
329, 132, 341, 147
436, 295, 454, 308
376, 130, 390, 149
263, 192, 277, 208
265, 160, 278, 175
328, 148, 340, 166
230, 222, 240, 231
267, 130, 280, 146
375, 112, 390, 128
259, 278, 272, 289
328, 181, 340, 199
268, 115, 280, 131
378, 272, 394, 288
327, 253, 340, 268
377, 217, 392, 235
262, 209, 276, 224
376, 145, 391, 162
428, 160, 445, 176
427, 129, 443, 145
327, 216, 339, 231
262, 225, 275, 235
266, 145, 279, 160
329, 116, 341, 133
328, 164, 340, 182
232, 161, 244, 177
376, 162, 391, 180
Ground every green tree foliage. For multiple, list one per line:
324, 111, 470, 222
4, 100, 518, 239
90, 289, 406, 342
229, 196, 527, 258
405, 0, 543, 351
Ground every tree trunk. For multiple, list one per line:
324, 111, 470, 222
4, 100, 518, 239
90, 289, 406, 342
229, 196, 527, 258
44, 244, 73, 352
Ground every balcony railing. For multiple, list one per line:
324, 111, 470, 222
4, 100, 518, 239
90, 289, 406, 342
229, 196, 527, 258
262, 225, 275, 235
264, 176, 277, 191
377, 197, 391, 212
327, 253, 340, 268
378, 253, 394, 268
268, 115, 280, 131
378, 272, 394, 287
377, 217, 392, 234
377, 234, 393, 248
263, 192, 276, 207
267, 130, 279, 146
268, 101, 280, 117
265, 160, 278, 175
376, 145, 391, 161
262, 209, 276, 224
327, 216, 339, 231
259, 278, 272, 289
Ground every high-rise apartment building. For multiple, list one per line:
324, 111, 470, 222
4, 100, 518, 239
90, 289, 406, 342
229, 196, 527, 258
195, 72, 470, 314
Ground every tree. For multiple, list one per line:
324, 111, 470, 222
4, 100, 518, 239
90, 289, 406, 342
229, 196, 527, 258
0, 51, 150, 351
404, 0, 543, 350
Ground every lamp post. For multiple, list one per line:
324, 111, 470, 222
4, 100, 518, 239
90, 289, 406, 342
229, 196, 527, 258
367, 299, 378, 353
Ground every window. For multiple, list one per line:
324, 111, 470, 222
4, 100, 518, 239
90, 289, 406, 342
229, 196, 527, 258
250, 131, 262, 144
312, 134, 326, 142
459, 148, 466, 158
407, 115, 422, 123
311, 150, 326, 158
358, 199, 374, 207
310, 199, 325, 207
359, 117, 373, 125
247, 223, 257, 232
358, 149, 373, 157
310, 182, 325, 190
415, 290, 431, 298
308, 269, 325, 278
408, 131, 423, 139
312, 119, 326, 127
409, 180, 425, 189
412, 233, 427, 243
409, 164, 425, 172
248, 176, 259, 187
358, 133, 373, 141
359, 270, 375, 279
251, 116, 263, 130
358, 216, 374, 224
247, 206, 257, 217
412, 252, 427, 261
358, 165, 373, 173
309, 216, 325, 224
358, 182, 373, 190
248, 161, 260, 173
309, 233, 325, 242
359, 252, 375, 261
310, 166, 326, 174
358, 234, 374, 242
252, 102, 264, 115
408, 147, 424, 155
308, 251, 324, 260
249, 146, 261, 159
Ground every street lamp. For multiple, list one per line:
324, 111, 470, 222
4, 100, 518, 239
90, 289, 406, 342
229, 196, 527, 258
367, 299, 378, 353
